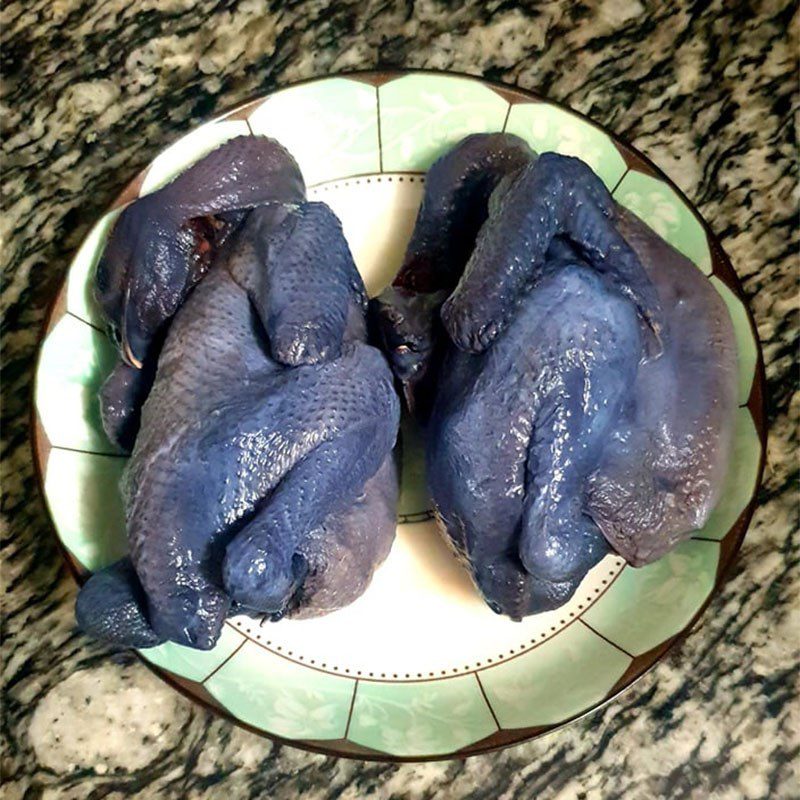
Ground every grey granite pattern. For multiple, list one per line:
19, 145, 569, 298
2, 0, 798, 797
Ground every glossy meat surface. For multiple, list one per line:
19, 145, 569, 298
76, 558, 165, 648
428, 265, 639, 617
383, 141, 736, 617
369, 133, 534, 416
95, 137, 305, 453
393, 133, 535, 294
586, 208, 737, 564
441, 152, 664, 356
99, 358, 156, 452
79, 196, 400, 649
229, 201, 369, 366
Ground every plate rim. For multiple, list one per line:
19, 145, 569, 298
29, 67, 768, 763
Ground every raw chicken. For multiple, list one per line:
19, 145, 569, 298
429, 263, 639, 617
78, 154, 400, 649
375, 136, 737, 616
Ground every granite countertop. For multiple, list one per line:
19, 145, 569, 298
2, 1, 797, 797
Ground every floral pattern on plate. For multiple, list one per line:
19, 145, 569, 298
479, 622, 630, 728
614, 170, 713, 274
583, 539, 719, 656
348, 675, 496, 756
248, 78, 380, 186
505, 102, 627, 188
205, 641, 355, 741
140, 623, 245, 684
378, 74, 509, 171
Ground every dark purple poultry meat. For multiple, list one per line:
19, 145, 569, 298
373, 134, 737, 617
77, 139, 400, 649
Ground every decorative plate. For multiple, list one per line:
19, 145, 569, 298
32, 71, 766, 762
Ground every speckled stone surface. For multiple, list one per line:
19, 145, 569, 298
2, 1, 798, 797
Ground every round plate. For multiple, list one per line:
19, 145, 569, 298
32, 70, 766, 762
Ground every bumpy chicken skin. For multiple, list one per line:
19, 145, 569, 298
379, 138, 736, 616
78, 197, 400, 650
441, 152, 663, 356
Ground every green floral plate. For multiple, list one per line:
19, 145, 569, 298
32, 71, 766, 762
